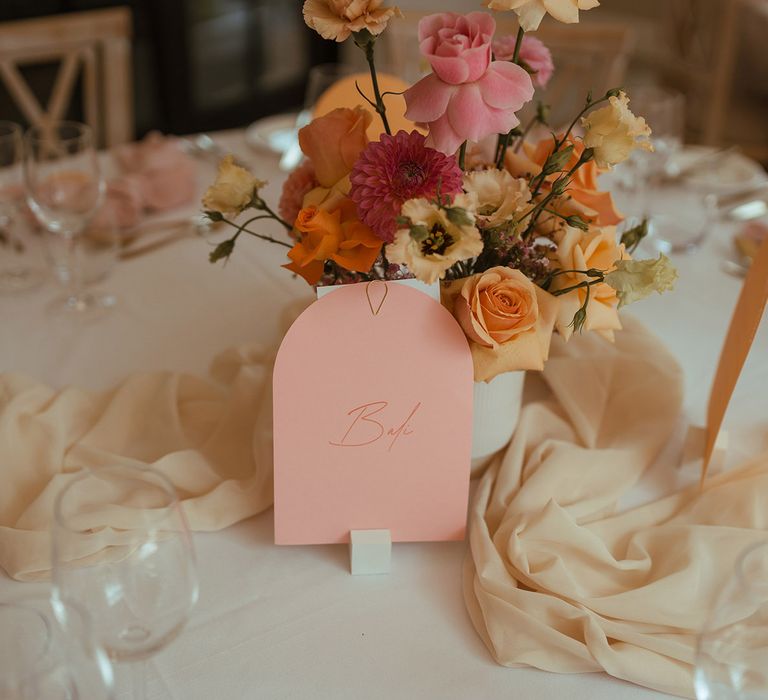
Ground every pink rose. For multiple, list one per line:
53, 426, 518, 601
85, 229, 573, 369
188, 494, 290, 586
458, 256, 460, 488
404, 12, 534, 156
493, 34, 554, 88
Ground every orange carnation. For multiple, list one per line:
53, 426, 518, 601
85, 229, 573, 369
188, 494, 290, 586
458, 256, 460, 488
505, 135, 622, 231
284, 198, 382, 285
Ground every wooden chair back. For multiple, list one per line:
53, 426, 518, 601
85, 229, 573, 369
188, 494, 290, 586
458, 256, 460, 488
0, 7, 133, 147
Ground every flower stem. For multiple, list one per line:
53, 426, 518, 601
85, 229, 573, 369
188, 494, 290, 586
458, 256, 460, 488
512, 114, 537, 153
256, 200, 292, 231
512, 25, 524, 63
458, 141, 467, 170
364, 42, 392, 136
221, 215, 292, 248
553, 95, 609, 155
551, 278, 603, 297
494, 26, 526, 168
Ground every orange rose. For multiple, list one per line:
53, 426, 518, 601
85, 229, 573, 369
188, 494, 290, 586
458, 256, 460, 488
299, 107, 372, 188
442, 267, 559, 382
284, 198, 382, 285
506, 136, 622, 230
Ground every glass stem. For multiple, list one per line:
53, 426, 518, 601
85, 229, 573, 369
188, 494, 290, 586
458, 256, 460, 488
131, 660, 146, 700
63, 233, 85, 306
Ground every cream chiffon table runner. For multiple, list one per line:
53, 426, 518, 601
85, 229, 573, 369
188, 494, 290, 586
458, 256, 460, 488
1, 129, 767, 699
1, 307, 766, 697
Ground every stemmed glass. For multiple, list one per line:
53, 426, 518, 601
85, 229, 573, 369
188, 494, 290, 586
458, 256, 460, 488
695, 541, 768, 699
0, 120, 44, 293
279, 62, 357, 170
23, 121, 106, 314
619, 86, 706, 253
0, 595, 115, 699
51, 465, 199, 699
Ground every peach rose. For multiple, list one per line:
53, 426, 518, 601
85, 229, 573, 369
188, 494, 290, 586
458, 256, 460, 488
299, 107, 372, 189
550, 226, 625, 342
303, 0, 402, 42
202, 155, 264, 215
443, 267, 559, 381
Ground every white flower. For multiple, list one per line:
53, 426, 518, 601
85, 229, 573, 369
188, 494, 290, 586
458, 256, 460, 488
604, 254, 678, 307
462, 169, 530, 228
581, 92, 653, 169
484, 0, 600, 32
386, 194, 483, 284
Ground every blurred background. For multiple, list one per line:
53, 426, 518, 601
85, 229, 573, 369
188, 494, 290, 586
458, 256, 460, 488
0, 0, 765, 163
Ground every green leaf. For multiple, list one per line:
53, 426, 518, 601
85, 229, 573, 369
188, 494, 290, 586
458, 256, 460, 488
409, 224, 429, 242
209, 238, 235, 263
445, 206, 473, 227
605, 87, 623, 99
204, 210, 223, 222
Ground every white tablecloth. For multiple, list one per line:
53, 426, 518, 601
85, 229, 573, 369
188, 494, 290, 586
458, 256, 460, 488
1, 130, 766, 699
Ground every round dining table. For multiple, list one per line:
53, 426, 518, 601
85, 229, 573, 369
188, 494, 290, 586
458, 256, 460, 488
0, 128, 766, 699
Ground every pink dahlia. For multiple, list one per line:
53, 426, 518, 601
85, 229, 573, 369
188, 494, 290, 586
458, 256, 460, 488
278, 160, 318, 238
493, 34, 554, 89
349, 130, 463, 243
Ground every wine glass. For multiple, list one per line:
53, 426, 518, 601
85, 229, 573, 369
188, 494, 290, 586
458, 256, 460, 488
44, 201, 119, 308
51, 465, 199, 699
23, 121, 106, 314
0, 595, 115, 699
0, 120, 45, 293
695, 540, 768, 699
620, 86, 708, 254
279, 62, 357, 170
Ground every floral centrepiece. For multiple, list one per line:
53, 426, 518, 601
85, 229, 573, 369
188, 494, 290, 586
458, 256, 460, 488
203, 0, 677, 383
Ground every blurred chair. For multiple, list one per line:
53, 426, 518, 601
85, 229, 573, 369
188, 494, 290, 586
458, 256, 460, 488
381, 12, 633, 128
0, 7, 132, 147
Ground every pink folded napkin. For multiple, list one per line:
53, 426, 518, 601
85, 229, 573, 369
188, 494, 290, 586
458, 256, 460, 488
100, 131, 197, 230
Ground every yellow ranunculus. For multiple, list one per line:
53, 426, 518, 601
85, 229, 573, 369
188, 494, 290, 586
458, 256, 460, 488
581, 92, 652, 169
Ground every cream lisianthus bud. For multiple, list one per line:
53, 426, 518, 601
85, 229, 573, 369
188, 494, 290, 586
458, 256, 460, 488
202, 155, 265, 216
581, 92, 652, 169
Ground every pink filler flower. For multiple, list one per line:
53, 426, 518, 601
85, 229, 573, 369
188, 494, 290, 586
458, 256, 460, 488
349, 130, 463, 242
493, 34, 554, 88
403, 12, 534, 156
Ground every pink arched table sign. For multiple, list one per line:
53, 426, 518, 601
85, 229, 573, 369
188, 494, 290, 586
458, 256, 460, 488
273, 281, 474, 545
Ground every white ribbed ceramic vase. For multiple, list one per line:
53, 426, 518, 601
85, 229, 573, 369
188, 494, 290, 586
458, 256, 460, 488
471, 370, 525, 465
